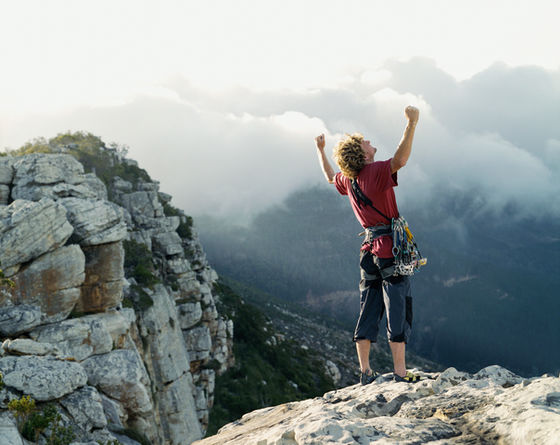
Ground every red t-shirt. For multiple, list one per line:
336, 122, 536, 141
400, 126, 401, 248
334, 158, 399, 258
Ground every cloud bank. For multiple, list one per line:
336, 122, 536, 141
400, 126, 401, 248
2, 58, 559, 222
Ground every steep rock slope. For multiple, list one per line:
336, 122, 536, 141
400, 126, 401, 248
195, 365, 560, 445
0, 148, 233, 444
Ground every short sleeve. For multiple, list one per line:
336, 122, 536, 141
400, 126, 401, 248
365, 159, 398, 193
334, 172, 348, 195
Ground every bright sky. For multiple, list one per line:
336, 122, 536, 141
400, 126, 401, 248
0, 0, 558, 114
1, 0, 558, 221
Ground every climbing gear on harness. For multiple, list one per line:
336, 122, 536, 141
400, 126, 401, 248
352, 179, 427, 278
391, 216, 427, 276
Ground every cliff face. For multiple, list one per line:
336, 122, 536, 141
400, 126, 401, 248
195, 366, 560, 445
0, 152, 233, 444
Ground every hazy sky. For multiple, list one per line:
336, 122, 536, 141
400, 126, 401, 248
1, 0, 559, 221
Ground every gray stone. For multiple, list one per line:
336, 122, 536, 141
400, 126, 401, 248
0, 412, 23, 445
82, 173, 108, 200
152, 231, 183, 256
473, 365, 523, 387
99, 393, 127, 428
137, 181, 159, 192
0, 157, 14, 184
82, 349, 152, 416
0, 304, 42, 336
6, 245, 85, 323
167, 258, 191, 275
177, 302, 202, 330
159, 192, 173, 203
12, 153, 84, 187
0, 185, 10, 205
159, 373, 203, 445
112, 176, 133, 192
2, 338, 56, 356
117, 190, 163, 223
0, 198, 74, 269
61, 385, 107, 432
141, 285, 191, 384
184, 326, 212, 362
60, 198, 127, 246
12, 182, 101, 201
77, 242, 124, 313
30, 314, 114, 362
0, 356, 87, 401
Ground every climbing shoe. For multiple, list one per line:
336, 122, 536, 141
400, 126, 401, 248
360, 369, 379, 385
393, 371, 421, 383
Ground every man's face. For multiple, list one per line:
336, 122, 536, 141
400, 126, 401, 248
361, 139, 377, 163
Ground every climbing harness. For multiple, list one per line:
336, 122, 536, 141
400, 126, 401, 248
352, 179, 427, 279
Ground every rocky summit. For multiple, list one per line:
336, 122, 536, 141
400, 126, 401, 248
194, 366, 560, 445
0, 147, 233, 445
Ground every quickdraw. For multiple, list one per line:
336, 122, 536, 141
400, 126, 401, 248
391, 216, 427, 276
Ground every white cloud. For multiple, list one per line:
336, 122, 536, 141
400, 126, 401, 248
1, 61, 559, 222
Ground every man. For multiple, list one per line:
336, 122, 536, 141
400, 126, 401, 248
314, 105, 420, 384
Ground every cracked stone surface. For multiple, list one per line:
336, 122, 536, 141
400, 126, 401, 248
194, 366, 560, 445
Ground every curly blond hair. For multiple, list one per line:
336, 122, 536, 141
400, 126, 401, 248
333, 133, 365, 179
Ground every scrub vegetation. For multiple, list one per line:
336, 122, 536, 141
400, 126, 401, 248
206, 280, 335, 436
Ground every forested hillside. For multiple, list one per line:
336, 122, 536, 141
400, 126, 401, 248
199, 185, 560, 377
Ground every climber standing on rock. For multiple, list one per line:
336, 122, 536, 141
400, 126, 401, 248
314, 105, 421, 385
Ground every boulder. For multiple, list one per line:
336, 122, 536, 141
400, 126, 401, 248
60, 198, 127, 246
81, 349, 153, 416
77, 242, 124, 313
112, 176, 133, 193
0, 304, 42, 336
117, 190, 163, 223
29, 314, 114, 362
0, 199, 74, 270
177, 302, 202, 330
0, 356, 87, 401
12, 153, 84, 187
152, 231, 183, 257
2, 338, 57, 356
61, 386, 107, 432
167, 257, 191, 275
82, 173, 108, 200
6, 245, 85, 323
0, 158, 14, 184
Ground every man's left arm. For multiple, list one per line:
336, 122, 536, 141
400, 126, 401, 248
391, 106, 419, 174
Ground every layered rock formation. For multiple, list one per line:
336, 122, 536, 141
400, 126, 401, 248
0, 151, 233, 444
195, 365, 560, 445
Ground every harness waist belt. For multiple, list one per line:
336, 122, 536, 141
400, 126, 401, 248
362, 225, 392, 244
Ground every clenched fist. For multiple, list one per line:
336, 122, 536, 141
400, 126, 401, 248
315, 133, 326, 150
405, 106, 419, 124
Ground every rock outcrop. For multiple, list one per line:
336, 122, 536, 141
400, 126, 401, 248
0, 150, 233, 444
194, 365, 560, 445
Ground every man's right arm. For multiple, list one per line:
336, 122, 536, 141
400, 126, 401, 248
390, 106, 419, 174
315, 134, 335, 184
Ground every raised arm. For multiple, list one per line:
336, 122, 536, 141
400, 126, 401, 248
390, 106, 419, 174
315, 134, 335, 184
